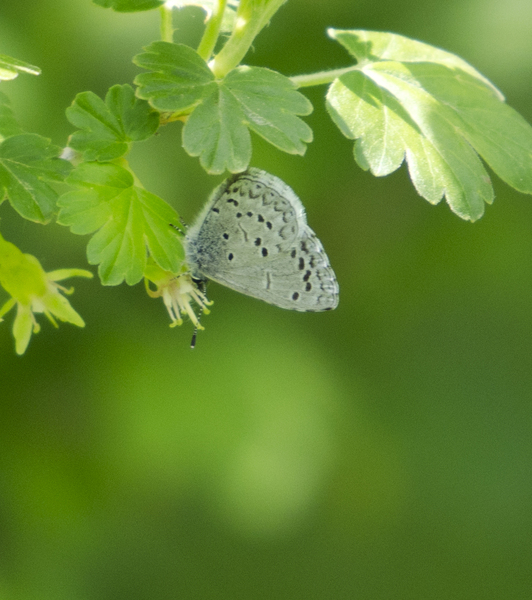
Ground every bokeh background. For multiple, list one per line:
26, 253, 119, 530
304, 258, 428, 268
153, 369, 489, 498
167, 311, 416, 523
1, 1, 532, 598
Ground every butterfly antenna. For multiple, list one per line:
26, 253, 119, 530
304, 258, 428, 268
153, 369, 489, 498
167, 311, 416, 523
190, 327, 198, 349
189, 280, 209, 349
190, 305, 204, 349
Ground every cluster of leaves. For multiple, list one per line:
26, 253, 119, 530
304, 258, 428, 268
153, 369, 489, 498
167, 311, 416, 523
1, 0, 532, 353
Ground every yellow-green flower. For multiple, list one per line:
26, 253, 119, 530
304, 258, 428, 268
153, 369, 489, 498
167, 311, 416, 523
144, 260, 212, 330
0, 233, 93, 355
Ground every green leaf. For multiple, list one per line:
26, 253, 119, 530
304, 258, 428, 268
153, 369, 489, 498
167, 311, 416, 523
92, 0, 164, 12
326, 29, 532, 221
0, 133, 72, 223
134, 42, 216, 113
0, 92, 23, 138
57, 162, 184, 286
66, 84, 160, 161
0, 54, 40, 81
135, 42, 313, 174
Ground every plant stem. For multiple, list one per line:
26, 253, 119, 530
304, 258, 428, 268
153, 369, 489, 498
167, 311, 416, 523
210, 0, 287, 78
197, 0, 228, 62
159, 5, 174, 43
290, 66, 360, 88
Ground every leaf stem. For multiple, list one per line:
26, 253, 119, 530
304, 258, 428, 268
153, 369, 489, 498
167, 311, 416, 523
159, 5, 174, 43
290, 66, 360, 88
197, 0, 228, 62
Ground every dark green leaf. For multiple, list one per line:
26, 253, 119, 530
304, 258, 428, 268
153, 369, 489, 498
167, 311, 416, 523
0, 133, 72, 223
134, 42, 216, 113
327, 29, 532, 221
57, 162, 184, 286
66, 84, 159, 161
92, 0, 164, 12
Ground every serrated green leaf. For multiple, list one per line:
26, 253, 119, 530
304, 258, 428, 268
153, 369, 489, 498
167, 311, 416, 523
329, 29, 503, 99
327, 29, 532, 221
0, 54, 41, 81
92, 0, 164, 12
135, 42, 313, 174
0, 92, 23, 138
66, 84, 159, 161
183, 88, 252, 174
183, 66, 313, 173
57, 162, 184, 286
0, 133, 72, 223
134, 42, 216, 113
222, 67, 313, 154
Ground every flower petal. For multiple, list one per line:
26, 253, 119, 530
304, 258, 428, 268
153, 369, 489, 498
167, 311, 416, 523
46, 268, 93, 282
40, 291, 86, 327
13, 304, 36, 355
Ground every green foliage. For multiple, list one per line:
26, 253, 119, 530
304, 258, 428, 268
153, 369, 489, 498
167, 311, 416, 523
57, 162, 184, 286
134, 42, 216, 112
66, 84, 160, 161
325, 30, 532, 221
134, 42, 312, 173
2, 1, 532, 352
0, 133, 72, 223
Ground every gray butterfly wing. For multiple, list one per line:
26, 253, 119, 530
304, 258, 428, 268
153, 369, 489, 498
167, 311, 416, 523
185, 168, 339, 312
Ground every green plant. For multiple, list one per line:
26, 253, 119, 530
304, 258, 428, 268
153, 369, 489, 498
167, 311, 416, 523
1, 0, 531, 354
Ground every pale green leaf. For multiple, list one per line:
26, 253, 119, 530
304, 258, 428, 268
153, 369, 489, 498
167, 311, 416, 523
327, 29, 532, 221
57, 163, 184, 285
0, 54, 40, 81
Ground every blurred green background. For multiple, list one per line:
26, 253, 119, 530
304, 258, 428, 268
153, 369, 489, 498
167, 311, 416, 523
1, 1, 532, 598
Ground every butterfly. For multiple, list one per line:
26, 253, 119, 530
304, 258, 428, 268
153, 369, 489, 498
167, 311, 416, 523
185, 168, 339, 312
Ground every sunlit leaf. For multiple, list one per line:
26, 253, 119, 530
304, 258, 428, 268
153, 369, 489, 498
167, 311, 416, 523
0, 54, 40, 81
326, 29, 532, 221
